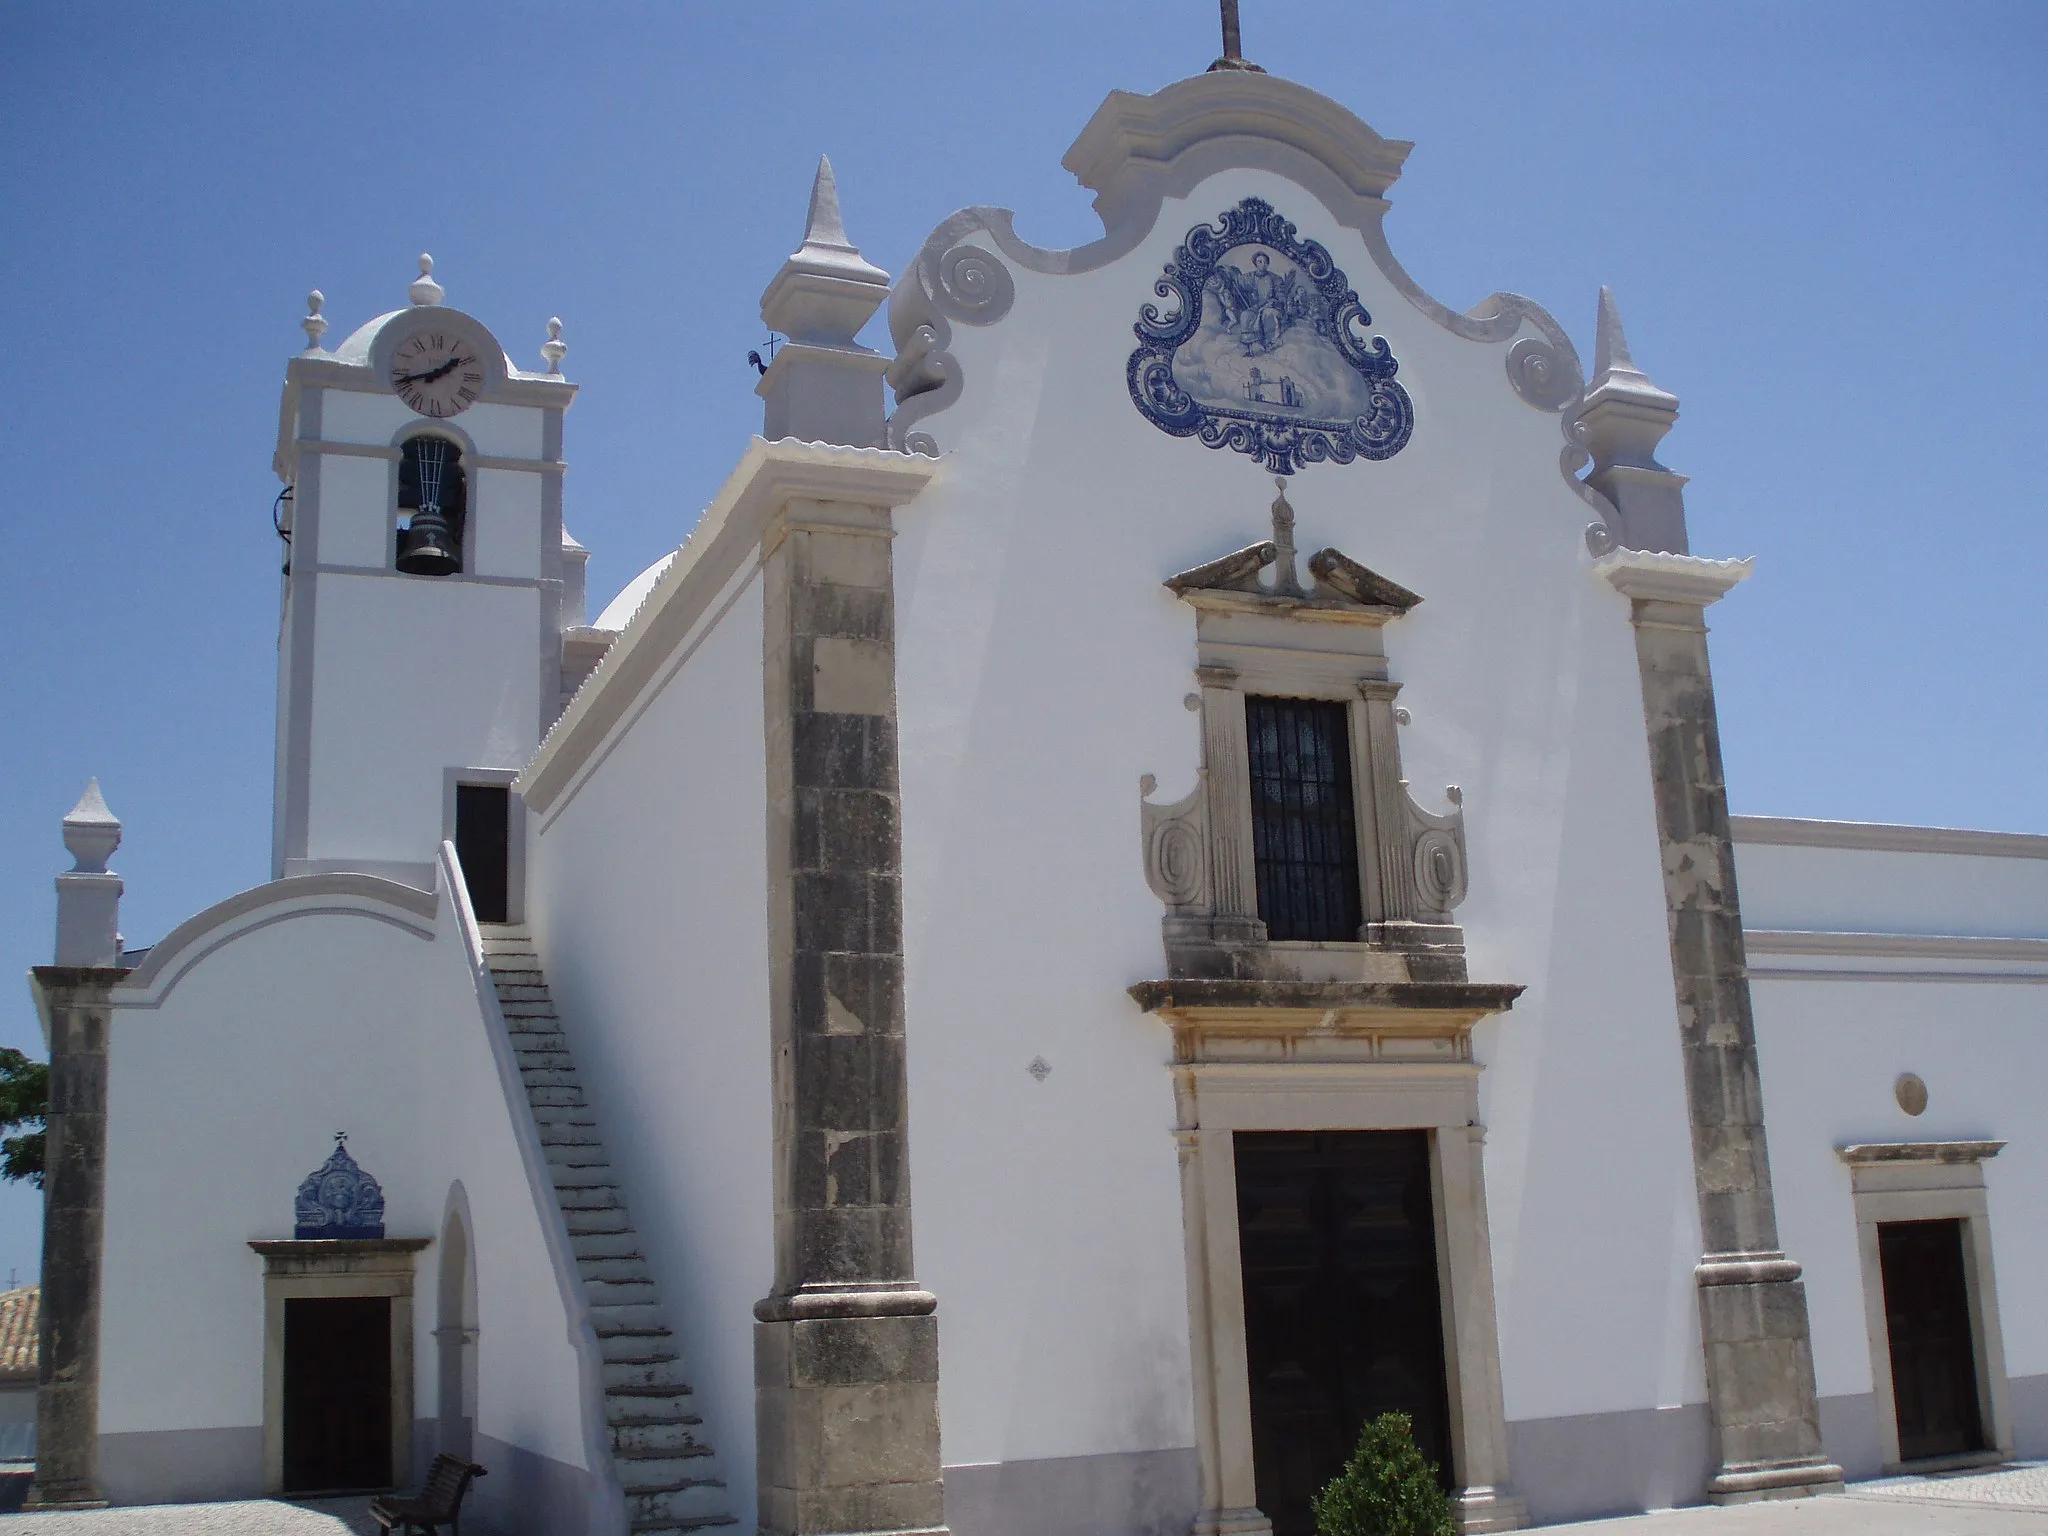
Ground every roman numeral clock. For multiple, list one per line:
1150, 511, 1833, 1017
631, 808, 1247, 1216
386, 323, 484, 418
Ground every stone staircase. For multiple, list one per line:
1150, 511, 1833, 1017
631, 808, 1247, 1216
480, 923, 736, 1536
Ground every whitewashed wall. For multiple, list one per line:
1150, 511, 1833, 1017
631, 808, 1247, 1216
99, 879, 588, 1504
525, 565, 774, 1530
890, 159, 1708, 1496
1739, 837, 2048, 1471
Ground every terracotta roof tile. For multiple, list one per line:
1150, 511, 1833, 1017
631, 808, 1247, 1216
0, 1288, 38, 1383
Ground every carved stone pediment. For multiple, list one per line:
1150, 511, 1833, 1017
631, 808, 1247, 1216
1128, 977, 1522, 1065
1161, 480, 1421, 617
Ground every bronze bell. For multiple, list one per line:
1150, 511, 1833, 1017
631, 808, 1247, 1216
397, 509, 461, 575
396, 436, 462, 575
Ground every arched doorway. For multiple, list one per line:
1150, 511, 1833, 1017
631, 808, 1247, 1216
437, 1192, 479, 1460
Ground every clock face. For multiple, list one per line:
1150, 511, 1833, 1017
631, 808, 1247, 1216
388, 328, 482, 417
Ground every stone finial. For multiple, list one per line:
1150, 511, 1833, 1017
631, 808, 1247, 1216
300, 290, 328, 352
541, 316, 567, 374
409, 253, 445, 307
756, 156, 894, 447
759, 156, 890, 346
56, 780, 123, 967
63, 779, 121, 874
1578, 286, 1690, 554
1268, 477, 1303, 595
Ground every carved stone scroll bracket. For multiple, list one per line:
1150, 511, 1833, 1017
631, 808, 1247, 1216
1140, 771, 1211, 914
883, 215, 1018, 458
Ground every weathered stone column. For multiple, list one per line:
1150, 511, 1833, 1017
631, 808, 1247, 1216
755, 491, 944, 1536
1600, 551, 1843, 1502
30, 782, 130, 1510
751, 159, 945, 1536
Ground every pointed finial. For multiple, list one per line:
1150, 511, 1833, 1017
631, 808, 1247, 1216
1593, 286, 1637, 380
409, 253, 444, 307
1269, 476, 1302, 595
804, 156, 851, 249
541, 316, 567, 374
301, 290, 328, 351
62, 779, 121, 875
759, 153, 890, 350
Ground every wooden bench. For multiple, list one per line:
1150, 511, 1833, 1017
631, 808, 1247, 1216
369, 1454, 488, 1536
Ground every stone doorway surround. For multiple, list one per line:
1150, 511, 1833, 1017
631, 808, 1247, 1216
1129, 978, 1528, 1535
1836, 1142, 2014, 1474
250, 1238, 430, 1496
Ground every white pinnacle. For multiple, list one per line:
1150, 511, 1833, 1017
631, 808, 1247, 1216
1593, 286, 1638, 380
410, 253, 445, 307
62, 778, 122, 874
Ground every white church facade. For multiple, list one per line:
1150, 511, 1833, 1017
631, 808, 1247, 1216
25, 62, 2048, 1536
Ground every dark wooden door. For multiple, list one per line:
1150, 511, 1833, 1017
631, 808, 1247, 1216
455, 783, 510, 922
1235, 1130, 1452, 1536
282, 1295, 393, 1492
1879, 1219, 1985, 1462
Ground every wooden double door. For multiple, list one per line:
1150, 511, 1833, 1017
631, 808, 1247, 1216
1235, 1129, 1453, 1536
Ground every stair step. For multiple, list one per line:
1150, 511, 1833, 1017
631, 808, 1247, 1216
542, 1125, 604, 1148
526, 1085, 589, 1108
606, 1379, 695, 1399
625, 1482, 731, 1527
573, 1231, 642, 1260
600, 1333, 679, 1365
614, 1441, 720, 1474
629, 1518, 737, 1535
590, 1302, 667, 1334
587, 1279, 659, 1309
566, 1207, 631, 1236
547, 1142, 611, 1167
579, 1253, 651, 1282
555, 1186, 623, 1211
602, 1358, 685, 1390
520, 1067, 583, 1089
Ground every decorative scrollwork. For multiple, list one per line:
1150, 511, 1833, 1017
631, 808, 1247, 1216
934, 244, 1015, 325
1127, 197, 1413, 475
1507, 335, 1580, 411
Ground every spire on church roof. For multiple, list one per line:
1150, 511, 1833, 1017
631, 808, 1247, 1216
1579, 286, 1690, 553
409, 253, 444, 307
300, 290, 328, 353
63, 779, 121, 874
759, 156, 890, 348
541, 316, 567, 375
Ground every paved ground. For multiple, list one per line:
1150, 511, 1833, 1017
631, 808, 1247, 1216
1544, 1461, 2048, 1534
0, 1497, 379, 1533
0, 1464, 2041, 1533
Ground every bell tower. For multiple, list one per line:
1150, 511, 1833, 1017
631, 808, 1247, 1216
269, 257, 584, 894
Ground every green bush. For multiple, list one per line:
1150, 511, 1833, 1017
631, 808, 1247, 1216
1311, 1412, 1456, 1536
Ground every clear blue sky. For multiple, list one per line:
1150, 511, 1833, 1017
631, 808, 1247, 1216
2, 2, 2043, 1285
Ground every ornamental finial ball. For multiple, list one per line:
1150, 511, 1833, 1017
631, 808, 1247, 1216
409, 253, 445, 307
301, 290, 328, 351
541, 316, 568, 375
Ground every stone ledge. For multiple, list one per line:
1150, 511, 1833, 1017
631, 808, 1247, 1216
1128, 978, 1522, 1017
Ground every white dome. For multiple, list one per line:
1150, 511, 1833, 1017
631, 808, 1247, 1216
594, 552, 677, 633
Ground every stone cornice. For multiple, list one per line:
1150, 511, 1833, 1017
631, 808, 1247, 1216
1732, 815, 2048, 860
1836, 1141, 2005, 1166
1594, 547, 1754, 606
519, 437, 939, 817
1746, 930, 2048, 963
1129, 978, 1521, 1027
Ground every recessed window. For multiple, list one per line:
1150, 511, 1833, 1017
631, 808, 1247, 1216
1246, 695, 1362, 942
395, 436, 467, 576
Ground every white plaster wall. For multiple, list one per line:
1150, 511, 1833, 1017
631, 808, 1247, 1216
306, 575, 541, 864
1737, 842, 2048, 939
99, 886, 588, 1474
472, 468, 544, 580
313, 452, 395, 569
526, 565, 773, 1528
319, 391, 544, 463
891, 162, 1708, 1473
1752, 975, 2048, 1399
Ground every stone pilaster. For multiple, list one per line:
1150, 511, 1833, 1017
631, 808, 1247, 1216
755, 492, 944, 1536
1600, 550, 1842, 1503
28, 966, 123, 1511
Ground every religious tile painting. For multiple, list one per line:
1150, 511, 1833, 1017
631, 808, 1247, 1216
1128, 197, 1413, 474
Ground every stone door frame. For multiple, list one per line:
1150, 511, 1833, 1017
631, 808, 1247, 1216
1836, 1143, 2013, 1473
250, 1238, 431, 1495
1168, 1038, 1523, 1535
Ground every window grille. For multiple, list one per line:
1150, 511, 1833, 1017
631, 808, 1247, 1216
1246, 696, 1363, 942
